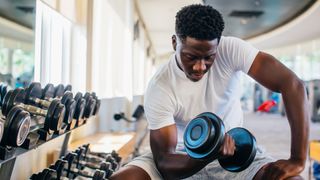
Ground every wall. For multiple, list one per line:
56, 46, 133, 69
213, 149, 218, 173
7, 0, 153, 179
9, 1, 99, 179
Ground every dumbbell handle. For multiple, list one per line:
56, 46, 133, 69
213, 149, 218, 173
17, 104, 47, 116
29, 97, 56, 108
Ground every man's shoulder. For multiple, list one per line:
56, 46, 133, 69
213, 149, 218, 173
219, 36, 243, 45
217, 36, 251, 55
145, 60, 174, 101
150, 55, 175, 85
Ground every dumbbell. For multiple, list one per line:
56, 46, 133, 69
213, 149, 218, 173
46, 160, 69, 180
83, 92, 97, 119
82, 144, 122, 165
53, 84, 72, 97
74, 146, 119, 172
91, 92, 101, 116
2, 89, 65, 132
25, 83, 76, 125
63, 153, 108, 180
50, 159, 107, 180
0, 83, 9, 108
0, 118, 4, 143
78, 144, 120, 167
73, 148, 114, 178
73, 92, 86, 122
0, 106, 31, 147
30, 168, 58, 180
79, 148, 107, 164
183, 112, 257, 172
64, 84, 72, 93
75, 169, 107, 180
54, 84, 65, 98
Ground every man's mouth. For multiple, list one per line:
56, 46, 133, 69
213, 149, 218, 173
192, 73, 204, 79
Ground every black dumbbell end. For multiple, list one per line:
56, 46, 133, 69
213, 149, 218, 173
218, 128, 257, 172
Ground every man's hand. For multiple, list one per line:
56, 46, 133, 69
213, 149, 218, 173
219, 134, 236, 158
261, 159, 304, 180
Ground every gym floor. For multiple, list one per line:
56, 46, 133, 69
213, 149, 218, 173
244, 112, 320, 179
137, 112, 320, 179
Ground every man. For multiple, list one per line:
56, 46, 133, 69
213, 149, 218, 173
111, 4, 309, 180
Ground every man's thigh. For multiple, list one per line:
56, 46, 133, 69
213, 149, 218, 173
185, 146, 274, 180
124, 152, 163, 180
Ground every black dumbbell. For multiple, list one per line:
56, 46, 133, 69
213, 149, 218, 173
74, 148, 114, 178
82, 144, 122, 164
80, 147, 119, 172
54, 84, 65, 98
91, 92, 101, 116
83, 92, 97, 119
2, 89, 65, 132
79, 169, 107, 180
63, 153, 107, 180
0, 83, 9, 108
81, 145, 109, 163
64, 84, 72, 92
73, 92, 86, 122
25, 83, 76, 125
0, 106, 31, 147
30, 168, 58, 180
50, 159, 107, 180
183, 112, 257, 172
78, 148, 114, 173
0, 118, 4, 143
47, 159, 72, 180
54, 84, 73, 98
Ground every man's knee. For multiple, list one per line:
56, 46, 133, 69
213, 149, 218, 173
109, 165, 151, 180
253, 164, 303, 180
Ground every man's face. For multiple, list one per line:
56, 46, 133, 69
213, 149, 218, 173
173, 36, 219, 82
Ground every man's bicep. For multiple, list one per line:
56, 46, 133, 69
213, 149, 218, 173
150, 124, 178, 163
248, 51, 298, 92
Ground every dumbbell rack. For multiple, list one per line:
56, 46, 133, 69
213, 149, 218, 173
0, 116, 90, 179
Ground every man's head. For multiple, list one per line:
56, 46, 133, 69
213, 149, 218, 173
172, 4, 225, 82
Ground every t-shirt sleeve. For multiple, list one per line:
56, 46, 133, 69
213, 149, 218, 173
221, 37, 259, 73
144, 82, 175, 130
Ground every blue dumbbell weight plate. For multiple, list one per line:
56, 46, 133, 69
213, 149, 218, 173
218, 127, 257, 172
184, 112, 225, 159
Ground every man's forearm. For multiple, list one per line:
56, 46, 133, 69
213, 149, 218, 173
155, 152, 211, 179
281, 79, 309, 164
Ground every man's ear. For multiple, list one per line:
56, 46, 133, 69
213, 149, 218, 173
172, 35, 177, 51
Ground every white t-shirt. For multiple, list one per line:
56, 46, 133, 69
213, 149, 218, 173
144, 36, 259, 150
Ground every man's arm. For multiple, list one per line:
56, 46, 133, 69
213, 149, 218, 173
248, 51, 309, 179
150, 124, 234, 179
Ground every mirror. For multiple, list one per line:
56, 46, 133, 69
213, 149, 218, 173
0, 0, 36, 88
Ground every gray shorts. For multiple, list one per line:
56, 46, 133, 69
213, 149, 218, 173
125, 147, 274, 180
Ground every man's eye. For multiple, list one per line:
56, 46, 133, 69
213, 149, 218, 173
205, 55, 215, 61
186, 55, 197, 60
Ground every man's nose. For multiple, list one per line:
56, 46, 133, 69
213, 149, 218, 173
193, 60, 206, 72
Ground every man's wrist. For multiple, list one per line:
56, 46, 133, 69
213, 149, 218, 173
289, 156, 306, 166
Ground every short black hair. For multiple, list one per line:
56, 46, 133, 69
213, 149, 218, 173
175, 4, 225, 41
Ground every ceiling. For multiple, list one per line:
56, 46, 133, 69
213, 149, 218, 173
248, 0, 320, 50
0, 0, 319, 54
136, 0, 319, 56
0, 0, 35, 42
204, 0, 315, 39
0, 0, 36, 29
